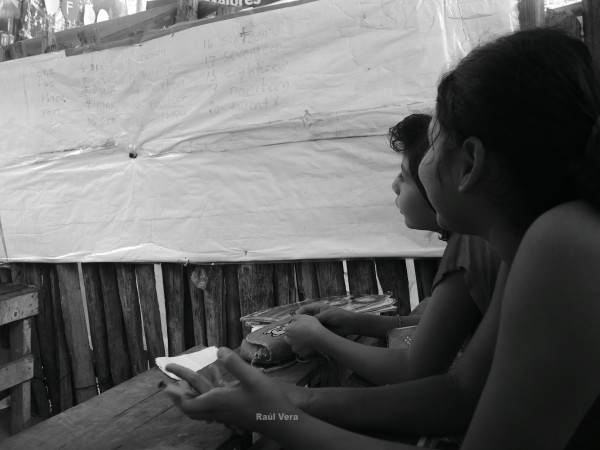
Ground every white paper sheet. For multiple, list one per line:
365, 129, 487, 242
155, 346, 219, 380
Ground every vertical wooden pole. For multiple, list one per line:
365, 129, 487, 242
583, 0, 600, 63
9, 317, 32, 434
519, 0, 545, 29
346, 260, 378, 295
413, 258, 440, 301
187, 265, 208, 348
224, 264, 243, 349
22, 264, 52, 416
375, 258, 411, 316
192, 265, 226, 347
294, 262, 319, 301
273, 263, 297, 306
81, 263, 113, 392
238, 264, 274, 337
162, 263, 185, 356
314, 261, 346, 297
135, 264, 165, 365
49, 266, 74, 412
55, 264, 97, 403
0, 267, 11, 283
115, 264, 148, 375
98, 263, 132, 385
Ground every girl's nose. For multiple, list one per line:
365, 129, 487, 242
392, 175, 401, 196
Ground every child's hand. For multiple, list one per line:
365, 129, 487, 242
164, 348, 299, 435
296, 302, 331, 315
313, 306, 356, 337
284, 315, 326, 357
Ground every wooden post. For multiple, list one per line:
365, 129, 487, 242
346, 260, 378, 295
273, 263, 297, 306
187, 265, 208, 347
0, 267, 11, 283
162, 263, 185, 356
54, 264, 98, 403
238, 264, 274, 337
192, 265, 226, 347
519, 0, 545, 29
583, 0, 600, 63
135, 264, 165, 364
49, 266, 74, 412
413, 258, 440, 301
115, 264, 148, 375
294, 262, 319, 301
375, 258, 411, 316
314, 261, 346, 297
22, 264, 53, 416
98, 263, 132, 385
9, 317, 32, 433
81, 263, 113, 393
224, 264, 243, 348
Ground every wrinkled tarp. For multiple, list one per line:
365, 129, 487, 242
0, 0, 516, 262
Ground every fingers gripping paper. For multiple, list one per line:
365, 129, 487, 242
0, 0, 516, 263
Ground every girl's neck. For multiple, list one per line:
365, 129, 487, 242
483, 222, 525, 264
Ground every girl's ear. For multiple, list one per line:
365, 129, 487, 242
457, 137, 486, 193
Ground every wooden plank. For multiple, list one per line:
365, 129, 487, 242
294, 262, 319, 301
9, 318, 33, 434
346, 260, 378, 295
22, 265, 55, 416
49, 266, 74, 413
0, 285, 38, 325
223, 264, 243, 349
81, 263, 113, 392
98, 263, 132, 385
518, 0, 545, 29
192, 265, 226, 347
182, 273, 196, 351
115, 264, 148, 376
273, 262, 297, 306
314, 261, 346, 297
413, 258, 440, 301
187, 265, 208, 347
55, 264, 98, 403
583, 0, 600, 63
135, 264, 165, 365
0, 267, 11, 283
10, 264, 24, 284
375, 258, 411, 317
162, 263, 185, 356
238, 263, 274, 338
0, 355, 34, 392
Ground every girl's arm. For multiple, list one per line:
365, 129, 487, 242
287, 270, 482, 385
298, 264, 508, 436
461, 205, 600, 449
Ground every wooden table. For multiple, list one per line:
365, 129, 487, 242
1, 347, 325, 450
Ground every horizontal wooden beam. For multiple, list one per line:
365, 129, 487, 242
0, 284, 38, 326
0, 355, 34, 392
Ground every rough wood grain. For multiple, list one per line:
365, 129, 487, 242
115, 264, 148, 376
81, 263, 113, 392
273, 262, 297, 306
375, 258, 411, 316
194, 265, 226, 347
346, 260, 378, 295
223, 264, 243, 348
0, 267, 11, 283
518, 0, 544, 29
9, 318, 32, 434
294, 262, 319, 301
0, 285, 38, 325
314, 261, 346, 297
162, 263, 185, 356
49, 267, 74, 412
187, 265, 208, 347
135, 264, 165, 365
54, 264, 98, 403
413, 258, 440, 300
22, 265, 55, 415
98, 263, 132, 385
238, 263, 274, 338
583, 0, 600, 63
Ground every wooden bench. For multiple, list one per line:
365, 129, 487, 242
0, 284, 38, 434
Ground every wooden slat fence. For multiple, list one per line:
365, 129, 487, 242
0, 257, 437, 417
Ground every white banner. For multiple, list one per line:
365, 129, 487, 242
0, 0, 516, 262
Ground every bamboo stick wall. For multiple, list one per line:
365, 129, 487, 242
0, 258, 438, 417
